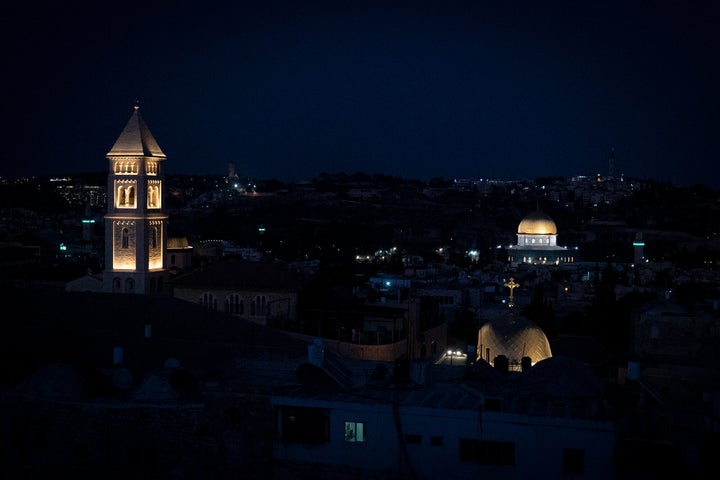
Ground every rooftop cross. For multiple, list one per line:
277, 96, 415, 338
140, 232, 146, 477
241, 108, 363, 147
504, 277, 520, 308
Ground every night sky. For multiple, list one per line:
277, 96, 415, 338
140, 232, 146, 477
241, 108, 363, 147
4, 1, 718, 186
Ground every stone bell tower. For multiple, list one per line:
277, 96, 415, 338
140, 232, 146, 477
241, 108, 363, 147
103, 104, 168, 294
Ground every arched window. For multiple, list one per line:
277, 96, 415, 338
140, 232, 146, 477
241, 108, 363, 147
201, 292, 217, 310
125, 278, 134, 292
113, 277, 121, 292
151, 227, 158, 249
148, 186, 158, 207
226, 293, 242, 314
117, 186, 125, 206
126, 186, 135, 206
121, 228, 129, 249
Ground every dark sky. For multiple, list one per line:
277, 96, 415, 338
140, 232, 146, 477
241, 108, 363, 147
4, 1, 718, 186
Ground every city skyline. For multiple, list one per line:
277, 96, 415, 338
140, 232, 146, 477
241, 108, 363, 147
4, 1, 718, 186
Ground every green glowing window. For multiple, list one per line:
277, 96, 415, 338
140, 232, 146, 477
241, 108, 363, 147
344, 421, 366, 442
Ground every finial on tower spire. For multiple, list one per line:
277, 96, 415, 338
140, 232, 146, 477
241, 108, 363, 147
133, 98, 140, 111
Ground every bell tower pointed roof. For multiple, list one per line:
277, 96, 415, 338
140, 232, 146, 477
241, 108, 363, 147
107, 105, 166, 158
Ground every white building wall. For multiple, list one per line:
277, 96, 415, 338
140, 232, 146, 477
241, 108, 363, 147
272, 397, 616, 479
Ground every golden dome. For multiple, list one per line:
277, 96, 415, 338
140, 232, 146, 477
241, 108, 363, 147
517, 210, 557, 235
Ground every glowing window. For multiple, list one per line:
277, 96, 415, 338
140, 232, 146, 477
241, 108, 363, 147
344, 421, 366, 442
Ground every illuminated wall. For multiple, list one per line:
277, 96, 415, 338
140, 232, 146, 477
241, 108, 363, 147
112, 220, 136, 270
148, 220, 164, 269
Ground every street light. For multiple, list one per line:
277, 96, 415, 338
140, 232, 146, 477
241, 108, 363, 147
446, 349, 465, 366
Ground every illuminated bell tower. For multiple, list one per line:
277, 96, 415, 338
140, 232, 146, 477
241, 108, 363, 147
103, 105, 168, 294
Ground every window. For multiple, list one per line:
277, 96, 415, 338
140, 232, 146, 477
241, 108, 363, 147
404, 434, 422, 445
344, 421, 366, 442
148, 185, 160, 208
121, 228, 129, 249
201, 292, 217, 310
117, 184, 136, 207
276, 406, 330, 444
563, 448, 585, 474
459, 439, 515, 465
151, 227, 158, 248
226, 294, 242, 314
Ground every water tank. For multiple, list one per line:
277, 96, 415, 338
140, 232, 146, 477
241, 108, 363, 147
494, 355, 509, 375
521, 356, 532, 372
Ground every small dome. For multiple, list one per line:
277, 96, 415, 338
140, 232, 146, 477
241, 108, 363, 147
477, 314, 552, 367
518, 210, 557, 235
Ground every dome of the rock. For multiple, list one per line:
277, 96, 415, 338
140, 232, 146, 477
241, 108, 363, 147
517, 210, 557, 235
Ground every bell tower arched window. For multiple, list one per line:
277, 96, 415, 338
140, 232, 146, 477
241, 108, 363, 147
121, 228, 129, 249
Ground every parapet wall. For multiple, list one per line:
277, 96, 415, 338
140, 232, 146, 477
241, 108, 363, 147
286, 323, 447, 362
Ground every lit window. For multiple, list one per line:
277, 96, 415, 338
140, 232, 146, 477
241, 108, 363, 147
344, 421, 366, 442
